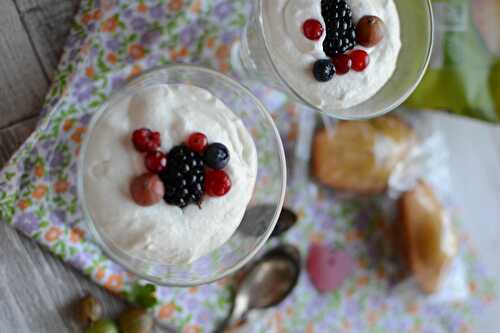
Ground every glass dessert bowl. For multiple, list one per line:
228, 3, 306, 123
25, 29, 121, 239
232, 0, 434, 120
78, 65, 286, 286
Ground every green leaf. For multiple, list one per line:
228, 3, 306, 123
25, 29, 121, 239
123, 283, 158, 309
5, 172, 16, 181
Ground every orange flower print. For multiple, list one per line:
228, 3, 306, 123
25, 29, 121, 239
63, 119, 74, 132
183, 324, 201, 333
128, 44, 146, 60
82, 13, 93, 25
101, 16, 118, 32
215, 45, 230, 62
356, 275, 369, 287
92, 9, 102, 20
468, 281, 477, 293
367, 311, 378, 325
128, 65, 142, 79
169, 0, 183, 12
206, 37, 215, 49
32, 184, 48, 200
85, 66, 94, 79
219, 62, 230, 74
95, 268, 106, 281
137, 3, 148, 12
100, 0, 115, 12
34, 163, 45, 178
45, 226, 62, 242
306, 322, 314, 333
188, 287, 198, 294
191, 0, 201, 13
70, 227, 85, 243
106, 52, 118, 64
54, 179, 70, 193
71, 127, 86, 144
406, 302, 419, 315
158, 302, 176, 320
104, 274, 124, 292
17, 199, 30, 211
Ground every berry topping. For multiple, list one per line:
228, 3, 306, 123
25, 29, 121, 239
186, 132, 208, 154
331, 54, 351, 75
303, 19, 324, 41
203, 143, 230, 170
204, 170, 232, 197
130, 173, 165, 207
160, 145, 205, 208
356, 16, 384, 47
349, 50, 370, 72
132, 128, 161, 152
144, 151, 167, 173
313, 59, 336, 82
321, 0, 357, 56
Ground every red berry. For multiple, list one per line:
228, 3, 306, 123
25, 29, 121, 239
132, 128, 161, 152
349, 50, 370, 72
204, 170, 231, 197
331, 54, 351, 75
303, 19, 324, 41
186, 132, 208, 154
144, 151, 167, 173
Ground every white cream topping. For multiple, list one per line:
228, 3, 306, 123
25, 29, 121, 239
262, 0, 402, 110
83, 84, 258, 265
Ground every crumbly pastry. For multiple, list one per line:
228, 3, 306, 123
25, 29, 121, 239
312, 116, 415, 193
397, 181, 458, 294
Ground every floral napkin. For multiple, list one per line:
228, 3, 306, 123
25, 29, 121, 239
0, 0, 496, 332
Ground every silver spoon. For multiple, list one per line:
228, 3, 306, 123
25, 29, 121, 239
216, 244, 301, 332
236, 205, 298, 239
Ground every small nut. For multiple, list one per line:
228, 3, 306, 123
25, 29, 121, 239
356, 16, 385, 47
130, 173, 165, 207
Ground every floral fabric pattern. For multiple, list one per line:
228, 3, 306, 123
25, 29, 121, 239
0, 0, 496, 332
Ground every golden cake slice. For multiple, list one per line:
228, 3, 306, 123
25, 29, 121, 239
398, 182, 457, 294
312, 116, 415, 193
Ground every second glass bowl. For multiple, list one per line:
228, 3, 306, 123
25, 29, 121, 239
78, 65, 286, 286
233, 0, 434, 120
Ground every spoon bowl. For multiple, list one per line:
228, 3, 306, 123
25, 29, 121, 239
218, 244, 301, 331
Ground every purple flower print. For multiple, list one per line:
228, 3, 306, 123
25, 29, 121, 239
111, 76, 125, 90
105, 38, 121, 52
180, 25, 200, 45
220, 30, 237, 44
74, 76, 91, 89
76, 87, 94, 103
50, 210, 67, 224
123, 8, 133, 18
15, 213, 39, 236
149, 4, 165, 19
50, 150, 66, 169
131, 16, 148, 31
80, 113, 93, 125
145, 54, 161, 67
68, 252, 92, 270
141, 30, 161, 46
214, 2, 234, 20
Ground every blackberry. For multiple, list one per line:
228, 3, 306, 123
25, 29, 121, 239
321, 0, 357, 56
159, 145, 205, 208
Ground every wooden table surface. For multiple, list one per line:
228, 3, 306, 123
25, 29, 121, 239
0, 1, 499, 332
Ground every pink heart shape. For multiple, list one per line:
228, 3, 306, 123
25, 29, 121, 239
307, 243, 355, 293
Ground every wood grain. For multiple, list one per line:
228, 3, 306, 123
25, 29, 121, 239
0, 0, 48, 129
0, 116, 38, 167
13, 0, 79, 78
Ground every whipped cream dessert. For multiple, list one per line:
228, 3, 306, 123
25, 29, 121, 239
83, 84, 258, 264
262, 0, 401, 109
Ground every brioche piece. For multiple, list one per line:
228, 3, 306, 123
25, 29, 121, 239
398, 182, 457, 294
312, 116, 415, 193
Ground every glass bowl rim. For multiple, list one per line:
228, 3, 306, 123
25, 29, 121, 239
256, 0, 435, 120
77, 64, 287, 287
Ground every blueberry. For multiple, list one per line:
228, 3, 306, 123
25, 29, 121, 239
204, 143, 230, 170
313, 59, 336, 82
